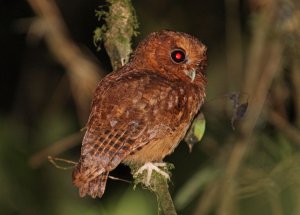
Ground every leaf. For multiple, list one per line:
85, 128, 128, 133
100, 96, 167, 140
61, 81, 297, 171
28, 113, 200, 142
184, 112, 206, 152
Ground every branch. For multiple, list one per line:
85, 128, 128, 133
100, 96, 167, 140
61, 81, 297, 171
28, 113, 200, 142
154, 176, 177, 215
26, 0, 103, 122
268, 110, 300, 147
29, 132, 83, 168
94, 0, 139, 70
94, 1, 176, 213
130, 163, 177, 215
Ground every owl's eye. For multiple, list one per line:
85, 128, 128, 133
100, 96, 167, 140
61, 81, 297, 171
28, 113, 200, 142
171, 49, 186, 63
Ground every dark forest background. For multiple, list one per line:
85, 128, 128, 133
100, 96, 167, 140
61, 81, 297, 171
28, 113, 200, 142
1, 0, 300, 215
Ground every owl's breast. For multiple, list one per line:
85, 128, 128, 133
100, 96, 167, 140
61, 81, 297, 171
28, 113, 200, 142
124, 84, 203, 164
156, 85, 202, 127
90, 71, 204, 164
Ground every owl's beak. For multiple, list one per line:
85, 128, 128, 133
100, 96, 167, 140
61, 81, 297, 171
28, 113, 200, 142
185, 69, 196, 82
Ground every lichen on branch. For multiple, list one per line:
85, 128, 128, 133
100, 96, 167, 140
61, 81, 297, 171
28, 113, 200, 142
93, 0, 139, 70
130, 163, 177, 215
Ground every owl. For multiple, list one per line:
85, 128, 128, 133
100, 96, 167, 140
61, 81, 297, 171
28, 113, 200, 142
72, 30, 207, 198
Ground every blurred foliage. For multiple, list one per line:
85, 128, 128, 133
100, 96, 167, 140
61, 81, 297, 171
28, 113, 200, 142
1, 0, 300, 215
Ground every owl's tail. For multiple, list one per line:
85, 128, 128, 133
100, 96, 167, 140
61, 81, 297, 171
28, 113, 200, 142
72, 161, 109, 198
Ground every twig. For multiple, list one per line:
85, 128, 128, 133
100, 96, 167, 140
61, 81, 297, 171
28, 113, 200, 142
29, 132, 83, 168
48, 156, 77, 170
47, 156, 132, 183
268, 110, 300, 146
108, 176, 131, 184
26, 0, 102, 123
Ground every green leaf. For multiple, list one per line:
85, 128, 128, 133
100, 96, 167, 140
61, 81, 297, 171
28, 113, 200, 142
184, 112, 206, 152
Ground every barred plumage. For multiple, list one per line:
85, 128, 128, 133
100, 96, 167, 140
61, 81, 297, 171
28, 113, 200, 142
72, 30, 207, 198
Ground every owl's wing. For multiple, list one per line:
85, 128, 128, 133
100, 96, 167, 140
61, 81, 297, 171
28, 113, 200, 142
73, 70, 177, 198
73, 119, 146, 198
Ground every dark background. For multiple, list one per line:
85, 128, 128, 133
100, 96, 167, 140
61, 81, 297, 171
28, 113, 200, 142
1, 0, 300, 215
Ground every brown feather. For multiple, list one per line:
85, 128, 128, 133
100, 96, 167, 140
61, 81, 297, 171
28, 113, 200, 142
73, 30, 207, 198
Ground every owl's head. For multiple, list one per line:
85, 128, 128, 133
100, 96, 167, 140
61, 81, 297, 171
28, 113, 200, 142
131, 30, 207, 84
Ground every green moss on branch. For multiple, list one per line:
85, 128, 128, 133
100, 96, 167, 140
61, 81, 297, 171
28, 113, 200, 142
93, 0, 139, 70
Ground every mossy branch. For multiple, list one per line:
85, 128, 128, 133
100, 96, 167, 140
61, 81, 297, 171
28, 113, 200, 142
93, 0, 139, 70
130, 163, 177, 215
94, 1, 177, 214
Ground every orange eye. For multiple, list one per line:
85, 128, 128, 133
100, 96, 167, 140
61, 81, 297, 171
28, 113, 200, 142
171, 49, 186, 63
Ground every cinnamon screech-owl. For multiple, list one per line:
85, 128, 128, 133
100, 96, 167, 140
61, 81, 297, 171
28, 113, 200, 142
72, 30, 207, 198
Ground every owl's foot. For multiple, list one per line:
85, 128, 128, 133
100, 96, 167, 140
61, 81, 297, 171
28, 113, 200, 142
134, 162, 170, 186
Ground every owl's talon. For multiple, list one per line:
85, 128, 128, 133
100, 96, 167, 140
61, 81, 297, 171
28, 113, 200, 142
134, 162, 170, 186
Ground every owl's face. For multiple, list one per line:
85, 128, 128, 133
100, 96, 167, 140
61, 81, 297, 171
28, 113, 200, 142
131, 30, 207, 84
